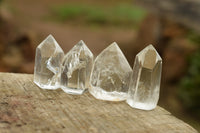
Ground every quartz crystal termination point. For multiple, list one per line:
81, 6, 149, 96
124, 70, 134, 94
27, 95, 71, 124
34, 35, 64, 89
127, 44, 162, 110
60, 40, 93, 95
89, 42, 132, 101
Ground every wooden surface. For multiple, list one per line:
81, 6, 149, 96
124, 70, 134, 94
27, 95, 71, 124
0, 73, 197, 133
134, 0, 200, 33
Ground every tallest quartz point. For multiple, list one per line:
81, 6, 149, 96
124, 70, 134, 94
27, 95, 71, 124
127, 45, 162, 110
34, 35, 64, 89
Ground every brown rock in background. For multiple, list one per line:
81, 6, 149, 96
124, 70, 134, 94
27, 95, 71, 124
163, 38, 196, 83
134, 14, 195, 83
134, 14, 162, 54
0, 6, 36, 73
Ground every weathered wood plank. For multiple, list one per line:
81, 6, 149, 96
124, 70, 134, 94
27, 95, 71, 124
134, 0, 200, 33
0, 73, 197, 133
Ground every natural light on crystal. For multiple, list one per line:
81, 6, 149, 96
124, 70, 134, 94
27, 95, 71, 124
126, 44, 162, 110
89, 42, 132, 101
60, 40, 93, 95
34, 35, 64, 89
33, 35, 163, 111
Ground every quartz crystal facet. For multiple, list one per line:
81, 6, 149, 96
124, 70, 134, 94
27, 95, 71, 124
34, 35, 64, 89
127, 45, 162, 110
89, 42, 132, 101
60, 40, 93, 95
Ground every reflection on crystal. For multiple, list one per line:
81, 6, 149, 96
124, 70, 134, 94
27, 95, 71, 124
127, 45, 162, 110
34, 35, 64, 89
89, 42, 132, 101
60, 40, 93, 95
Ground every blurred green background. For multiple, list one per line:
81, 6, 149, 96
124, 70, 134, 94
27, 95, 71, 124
0, 0, 199, 131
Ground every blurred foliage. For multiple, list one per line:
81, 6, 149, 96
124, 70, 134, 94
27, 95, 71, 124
51, 4, 146, 28
179, 32, 200, 118
187, 31, 200, 45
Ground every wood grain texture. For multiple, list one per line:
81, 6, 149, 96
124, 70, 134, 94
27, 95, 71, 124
0, 73, 197, 133
134, 0, 200, 33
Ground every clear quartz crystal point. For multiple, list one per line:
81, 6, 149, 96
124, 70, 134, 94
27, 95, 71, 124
34, 35, 64, 89
89, 42, 132, 101
60, 40, 93, 95
127, 44, 162, 110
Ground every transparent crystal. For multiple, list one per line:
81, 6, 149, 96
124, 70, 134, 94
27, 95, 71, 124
127, 45, 162, 110
60, 40, 93, 95
34, 35, 64, 89
89, 42, 132, 101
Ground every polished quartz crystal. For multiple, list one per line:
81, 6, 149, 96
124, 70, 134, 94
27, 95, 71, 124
34, 35, 64, 89
127, 45, 162, 110
60, 40, 93, 95
89, 42, 132, 101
